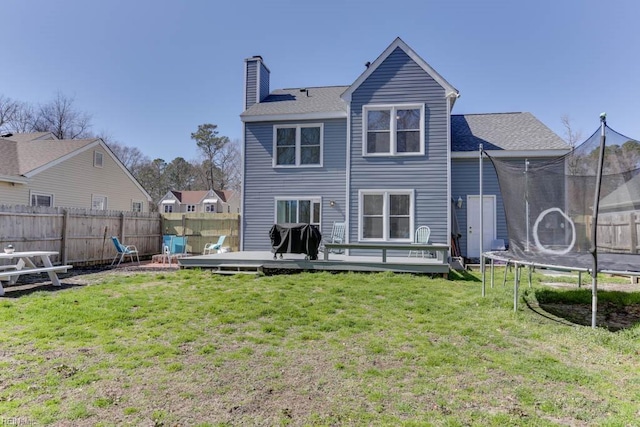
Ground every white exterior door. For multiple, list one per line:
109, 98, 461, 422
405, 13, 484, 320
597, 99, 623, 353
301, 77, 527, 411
466, 195, 496, 258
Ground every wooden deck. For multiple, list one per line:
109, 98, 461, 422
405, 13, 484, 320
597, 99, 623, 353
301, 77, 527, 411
177, 250, 451, 276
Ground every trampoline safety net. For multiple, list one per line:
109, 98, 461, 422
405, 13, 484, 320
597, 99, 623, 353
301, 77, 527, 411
488, 123, 640, 273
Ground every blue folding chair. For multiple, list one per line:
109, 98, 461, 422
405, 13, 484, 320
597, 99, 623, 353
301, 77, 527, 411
111, 236, 140, 266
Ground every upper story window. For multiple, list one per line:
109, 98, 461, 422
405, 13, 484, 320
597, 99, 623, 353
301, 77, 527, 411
273, 124, 323, 167
204, 204, 215, 213
363, 104, 424, 156
94, 151, 104, 168
31, 192, 53, 207
164, 204, 173, 213
186, 205, 196, 212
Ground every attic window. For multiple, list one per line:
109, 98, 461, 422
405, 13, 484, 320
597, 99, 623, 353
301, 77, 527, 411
94, 151, 104, 168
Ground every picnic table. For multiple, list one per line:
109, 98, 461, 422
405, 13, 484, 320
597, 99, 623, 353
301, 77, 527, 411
0, 251, 72, 296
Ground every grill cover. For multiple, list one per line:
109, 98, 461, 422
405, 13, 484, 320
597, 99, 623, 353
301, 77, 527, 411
269, 223, 322, 260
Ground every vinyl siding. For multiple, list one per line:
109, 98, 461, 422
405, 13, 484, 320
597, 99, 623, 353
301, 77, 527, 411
245, 60, 258, 110
243, 119, 347, 250
0, 181, 29, 205
7, 147, 149, 211
259, 62, 270, 102
350, 47, 450, 249
451, 157, 552, 257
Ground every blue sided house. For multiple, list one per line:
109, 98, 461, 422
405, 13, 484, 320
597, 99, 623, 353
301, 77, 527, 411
240, 38, 569, 260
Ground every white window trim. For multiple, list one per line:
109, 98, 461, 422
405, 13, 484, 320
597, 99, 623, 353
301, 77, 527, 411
362, 104, 425, 157
30, 191, 54, 207
274, 196, 322, 226
91, 194, 108, 210
132, 200, 143, 213
358, 189, 414, 242
164, 204, 174, 213
186, 204, 196, 212
273, 123, 324, 168
94, 151, 104, 168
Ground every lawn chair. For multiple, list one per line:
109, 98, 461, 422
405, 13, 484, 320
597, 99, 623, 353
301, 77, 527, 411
110, 236, 140, 266
319, 222, 345, 254
408, 226, 431, 257
203, 235, 226, 255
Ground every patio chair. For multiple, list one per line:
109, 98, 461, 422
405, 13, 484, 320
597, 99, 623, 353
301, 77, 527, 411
319, 221, 345, 254
110, 236, 140, 266
169, 236, 187, 255
203, 235, 226, 255
408, 226, 431, 257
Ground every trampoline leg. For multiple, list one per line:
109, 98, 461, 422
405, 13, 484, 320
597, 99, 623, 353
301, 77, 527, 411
578, 271, 582, 288
514, 264, 519, 312
481, 254, 486, 297
528, 265, 532, 288
490, 258, 495, 288
502, 261, 509, 287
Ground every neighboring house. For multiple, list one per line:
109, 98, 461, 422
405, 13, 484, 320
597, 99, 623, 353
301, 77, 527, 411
240, 38, 569, 258
158, 189, 236, 213
0, 132, 152, 212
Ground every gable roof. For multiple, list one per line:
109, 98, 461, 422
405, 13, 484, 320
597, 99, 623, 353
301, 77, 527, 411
0, 132, 57, 142
168, 190, 228, 204
341, 37, 459, 104
451, 112, 569, 153
241, 86, 349, 122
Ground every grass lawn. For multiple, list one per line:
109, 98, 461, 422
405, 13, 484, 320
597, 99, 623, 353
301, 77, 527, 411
0, 268, 638, 426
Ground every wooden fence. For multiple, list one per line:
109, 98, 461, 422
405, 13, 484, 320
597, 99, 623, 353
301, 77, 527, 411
0, 205, 162, 266
161, 213, 241, 254
0, 206, 241, 266
592, 211, 640, 254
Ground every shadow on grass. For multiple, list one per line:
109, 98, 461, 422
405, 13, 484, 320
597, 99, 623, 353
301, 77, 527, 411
1, 282, 86, 298
528, 288, 640, 331
448, 269, 481, 282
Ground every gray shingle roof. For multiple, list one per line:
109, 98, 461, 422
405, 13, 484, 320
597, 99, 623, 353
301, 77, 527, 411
0, 134, 98, 176
451, 112, 569, 152
241, 86, 349, 118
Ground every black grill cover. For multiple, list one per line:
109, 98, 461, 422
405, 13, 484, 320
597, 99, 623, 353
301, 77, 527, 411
269, 223, 322, 260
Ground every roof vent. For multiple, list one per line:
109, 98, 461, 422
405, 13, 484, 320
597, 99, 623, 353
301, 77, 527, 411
300, 88, 309, 97
365, 61, 371, 68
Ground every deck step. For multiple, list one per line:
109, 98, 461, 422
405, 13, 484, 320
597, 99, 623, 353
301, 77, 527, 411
212, 264, 263, 275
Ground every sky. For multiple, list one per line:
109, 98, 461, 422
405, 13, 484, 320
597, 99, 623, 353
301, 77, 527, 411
2, 0, 639, 162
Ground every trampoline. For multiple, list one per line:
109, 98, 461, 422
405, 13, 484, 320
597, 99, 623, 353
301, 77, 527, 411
479, 114, 640, 327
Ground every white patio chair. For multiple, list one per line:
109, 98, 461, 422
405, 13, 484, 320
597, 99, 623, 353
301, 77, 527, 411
408, 226, 431, 257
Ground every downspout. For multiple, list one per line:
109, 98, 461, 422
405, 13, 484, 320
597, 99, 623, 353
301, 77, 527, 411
345, 103, 351, 253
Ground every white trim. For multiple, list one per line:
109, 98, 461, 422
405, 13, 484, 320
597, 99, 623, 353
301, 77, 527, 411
29, 191, 53, 207
202, 198, 218, 203
241, 111, 347, 123
0, 174, 28, 184
345, 104, 351, 248
273, 123, 323, 168
452, 149, 569, 159
362, 104, 425, 156
446, 96, 452, 258
256, 60, 261, 105
341, 37, 458, 103
131, 200, 143, 213
161, 199, 176, 204
243, 59, 248, 110
274, 196, 322, 226
357, 189, 414, 242
240, 122, 246, 251
91, 194, 108, 210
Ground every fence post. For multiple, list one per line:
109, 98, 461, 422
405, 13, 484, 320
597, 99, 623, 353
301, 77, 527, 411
630, 212, 638, 254
120, 211, 126, 241
61, 209, 69, 264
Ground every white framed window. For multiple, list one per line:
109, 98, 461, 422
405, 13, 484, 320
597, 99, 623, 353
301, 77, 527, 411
273, 124, 323, 167
132, 201, 143, 213
30, 192, 53, 207
275, 197, 321, 226
164, 204, 173, 213
186, 204, 196, 212
94, 151, 104, 168
363, 104, 424, 156
92, 194, 107, 210
204, 204, 215, 213
358, 190, 414, 241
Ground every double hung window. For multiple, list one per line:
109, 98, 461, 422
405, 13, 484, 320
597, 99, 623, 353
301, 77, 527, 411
274, 124, 323, 167
363, 104, 424, 155
31, 192, 53, 207
359, 190, 413, 241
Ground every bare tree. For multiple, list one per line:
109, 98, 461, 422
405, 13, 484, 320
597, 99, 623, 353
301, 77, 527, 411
33, 92, 92, 139
562, 114, 583, 176
0, 95, 19, 133
99, 132, 150, 176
